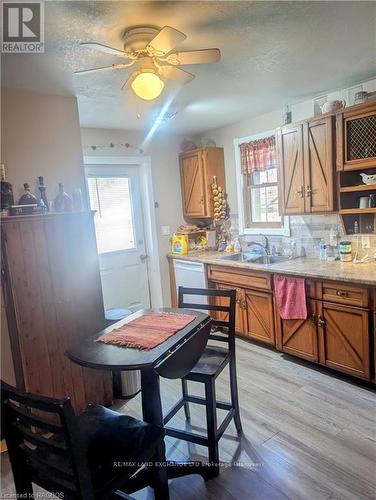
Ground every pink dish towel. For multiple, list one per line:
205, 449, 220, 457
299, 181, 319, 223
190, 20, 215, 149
273, 275, 307, 320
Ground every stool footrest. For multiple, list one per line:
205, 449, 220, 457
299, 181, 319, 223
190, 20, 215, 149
165, 426, 208, 446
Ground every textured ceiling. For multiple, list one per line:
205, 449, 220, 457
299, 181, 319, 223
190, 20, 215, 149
2, 1, 376, 133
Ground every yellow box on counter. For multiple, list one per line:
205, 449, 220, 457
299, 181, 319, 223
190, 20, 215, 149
170, 234, 188, 255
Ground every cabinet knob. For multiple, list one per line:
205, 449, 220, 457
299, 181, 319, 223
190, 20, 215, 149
336, 290, 348, 298
317, 315, 326, 328
306, 185, 313, 197
309, 314, 317, 324
297, 186, 305, 198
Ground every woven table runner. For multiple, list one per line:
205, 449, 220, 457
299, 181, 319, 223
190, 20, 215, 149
96, 311, 196, 350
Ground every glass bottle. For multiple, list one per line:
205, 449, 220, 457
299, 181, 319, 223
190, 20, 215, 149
54, 183, 73, 212
0, 164, 14, 212
38, 176, 49, 212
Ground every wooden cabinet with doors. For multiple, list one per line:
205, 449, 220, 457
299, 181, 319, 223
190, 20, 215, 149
303, 116, 335, 213
1, 213, 113, 413
318, 301, 371, 380
336, 100, 376, 171
276, 123, 305, 215
277, 116, 336, 215
207, 265, 275, 346
179, 147, 225, 220
213, 283, 245, 335
276, 299, 320, 363
244, 289, 275, 345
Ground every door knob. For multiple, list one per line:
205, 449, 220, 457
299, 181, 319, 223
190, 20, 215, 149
140, 254, 149, 263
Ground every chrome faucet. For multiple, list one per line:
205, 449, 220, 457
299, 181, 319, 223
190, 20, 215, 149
246, 235, 271, 262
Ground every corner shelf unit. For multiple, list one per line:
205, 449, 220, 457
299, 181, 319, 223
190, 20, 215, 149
336, 101, 376, 235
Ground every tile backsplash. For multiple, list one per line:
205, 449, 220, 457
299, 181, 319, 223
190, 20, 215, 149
230, 213, 376, 261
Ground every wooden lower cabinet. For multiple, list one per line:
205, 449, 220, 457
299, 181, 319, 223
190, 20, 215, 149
214, 283, 245, 334
277, 299, 319, 362
244, 289, 275, 345
318, 302, 371, 380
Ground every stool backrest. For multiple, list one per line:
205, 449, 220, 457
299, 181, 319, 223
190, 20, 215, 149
1, 380, 94, 499
178, 287, 236, 351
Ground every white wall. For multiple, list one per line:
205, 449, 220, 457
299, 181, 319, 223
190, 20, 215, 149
80, 128, 184, 306
1, 88, 85, 202
198, 78, 376, 214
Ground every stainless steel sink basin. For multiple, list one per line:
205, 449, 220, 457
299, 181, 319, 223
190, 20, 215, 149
219, 253, 291, 265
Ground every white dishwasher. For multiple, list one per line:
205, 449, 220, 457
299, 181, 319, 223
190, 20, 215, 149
173, 259, 208, 307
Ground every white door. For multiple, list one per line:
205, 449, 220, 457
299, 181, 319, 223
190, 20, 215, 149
86, 165, 151, 313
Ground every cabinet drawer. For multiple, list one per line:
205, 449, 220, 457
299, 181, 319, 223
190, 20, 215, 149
322, 282, 369, 308
208, 265, 271, 291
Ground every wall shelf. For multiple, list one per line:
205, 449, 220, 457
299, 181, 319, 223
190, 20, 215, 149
340, 184, 376, 193
339, 208, 376, 215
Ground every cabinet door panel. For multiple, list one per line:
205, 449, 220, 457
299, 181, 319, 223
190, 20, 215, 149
304, 117, 334, 213
277, 124, 305, 215
279, 299, 319, 362
180, 151, 207, 217
319, 302, 370, 379
214, 283, 245, 335
245, 289, 275, 345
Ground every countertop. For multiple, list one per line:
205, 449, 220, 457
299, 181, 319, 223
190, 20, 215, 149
168, 251, 376, 286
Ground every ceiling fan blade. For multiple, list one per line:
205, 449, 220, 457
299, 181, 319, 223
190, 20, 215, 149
80, 42, 129, 58
147, 26, 186, 55
159, 65, 195, 84
121, 70, 137, 91
167, 48, 221, 65
75, 63, 133, 75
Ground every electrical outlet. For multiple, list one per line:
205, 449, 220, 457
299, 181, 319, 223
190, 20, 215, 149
362, 235, 370, 249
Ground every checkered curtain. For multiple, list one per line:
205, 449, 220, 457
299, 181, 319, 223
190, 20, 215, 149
239, 136, 276, 174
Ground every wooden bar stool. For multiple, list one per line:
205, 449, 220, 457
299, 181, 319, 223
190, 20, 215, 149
163, 287, 242, 478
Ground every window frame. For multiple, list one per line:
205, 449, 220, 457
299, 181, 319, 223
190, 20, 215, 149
234, 131, 290, 236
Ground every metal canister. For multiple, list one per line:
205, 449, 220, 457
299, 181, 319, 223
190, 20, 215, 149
339, 240, 352, 262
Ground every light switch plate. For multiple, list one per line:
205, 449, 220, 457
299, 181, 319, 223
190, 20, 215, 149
161, 226, 171, 236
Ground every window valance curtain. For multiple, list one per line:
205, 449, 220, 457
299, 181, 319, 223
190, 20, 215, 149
239, 136, 276, 175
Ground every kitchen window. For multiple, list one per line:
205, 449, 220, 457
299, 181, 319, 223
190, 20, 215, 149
235, 131, 289, 236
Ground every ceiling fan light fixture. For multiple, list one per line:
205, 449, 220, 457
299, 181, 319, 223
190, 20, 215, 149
131, 71, 164, 100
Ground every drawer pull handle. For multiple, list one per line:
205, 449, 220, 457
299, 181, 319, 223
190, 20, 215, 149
336, 290, 348, 298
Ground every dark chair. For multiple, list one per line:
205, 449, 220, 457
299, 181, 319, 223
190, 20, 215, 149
1, 381, 169, 500
163, 287, 242, 477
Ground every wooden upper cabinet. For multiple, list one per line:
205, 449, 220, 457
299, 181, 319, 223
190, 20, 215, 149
277, 124, 305, 215
179, 147, 225, 220
277, 117, 335, 215
303, 116, 335, 213
336, 101, 376, 171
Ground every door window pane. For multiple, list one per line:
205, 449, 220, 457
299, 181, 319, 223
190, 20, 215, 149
87, 177, 135, 253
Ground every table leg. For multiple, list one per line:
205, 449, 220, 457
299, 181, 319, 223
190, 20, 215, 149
140, 368, 214, 482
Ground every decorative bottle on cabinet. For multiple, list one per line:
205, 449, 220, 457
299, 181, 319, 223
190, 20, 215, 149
0, 164, 14, 212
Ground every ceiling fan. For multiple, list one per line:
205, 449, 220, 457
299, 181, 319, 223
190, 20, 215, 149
75, 25, 221, 100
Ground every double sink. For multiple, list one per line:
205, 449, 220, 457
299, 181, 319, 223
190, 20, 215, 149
219, 253, 291, 265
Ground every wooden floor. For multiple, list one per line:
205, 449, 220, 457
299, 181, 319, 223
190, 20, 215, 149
2, 338, 376, 499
